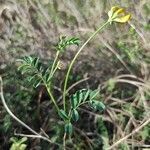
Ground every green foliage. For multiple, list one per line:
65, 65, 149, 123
65, 122, 73, 135
89, 100, 106, 111
56, 36, 80, 52
18, 56, 50, 87
70, 89, 105, 111
107, 78, 116, 92
72, 109, 79, 122
117, 41, 141, 64
10, 137, 28, 150
97, 118, 109, 149
140, 124, 150, 141
68, 89, 105, 130
118, 143, 130, 150
3, 115, 12, 132
58, 109, 69, 121
70, 89, 90, 109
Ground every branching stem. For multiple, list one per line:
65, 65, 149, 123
63, 21, 109, 112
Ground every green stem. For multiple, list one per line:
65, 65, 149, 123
51, 61, 59, 77
43, 51, 60, 113
63, 21, 110, 112
40, 75, 60, 113
46, 86, 60, 112
50, 51, 60, 75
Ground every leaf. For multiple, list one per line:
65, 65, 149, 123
71, 95, 78, 108
89, 89, 100, 100
19, 137, 27, 144
18, 56, 53, 87
70, 89, 88, 108
58, 109, 69, 121
56, 36, 80, 52
83, 90, 90, 102
10, 137, 18, 143
90, 100, 106, 111
65, 122, 73, 135
70, 89, 100, 109
33, 78, 42, 88
76, 90, 83, 104
72, 109, 79, 122
44, 73, 52, 82
19, 144, 27, 150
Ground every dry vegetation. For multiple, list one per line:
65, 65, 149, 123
0, 0, 150, 150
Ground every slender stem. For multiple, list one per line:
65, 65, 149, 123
46, 85, 60, 112
51, 61, 60, 77
40, 75, 60, 113
46, 51, 61, 113
63, 21, 109, 112
37, 52, 60, 112
50, 51, 60, 75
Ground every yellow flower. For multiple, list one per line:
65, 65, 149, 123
108, 6, 131, 23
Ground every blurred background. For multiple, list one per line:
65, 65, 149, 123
0, 0, 150, 149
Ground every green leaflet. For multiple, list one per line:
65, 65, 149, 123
18, 56, 53, 87
72, 109, 79, 122
90, 100, 106, 111
65, 122, 73, 135
58, 109, 69, 121
70, 89, 90, 109
56, 36, 80, 52
70, 89, 101, 109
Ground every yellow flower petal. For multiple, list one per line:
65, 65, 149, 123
111, 6, 120, 12
108, 6, 119, 18
108, 6, 131, 23
114, 8, 125, 15
113, 14, 131, 23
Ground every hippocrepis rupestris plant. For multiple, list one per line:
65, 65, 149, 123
0, 6, 131, 147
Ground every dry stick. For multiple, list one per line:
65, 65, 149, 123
107, 117, 150, 150
0, 76, 59, 146
116, 74, 145, 82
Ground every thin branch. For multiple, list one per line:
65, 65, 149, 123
40, 128, 49, 138
14, 132, 43, 138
